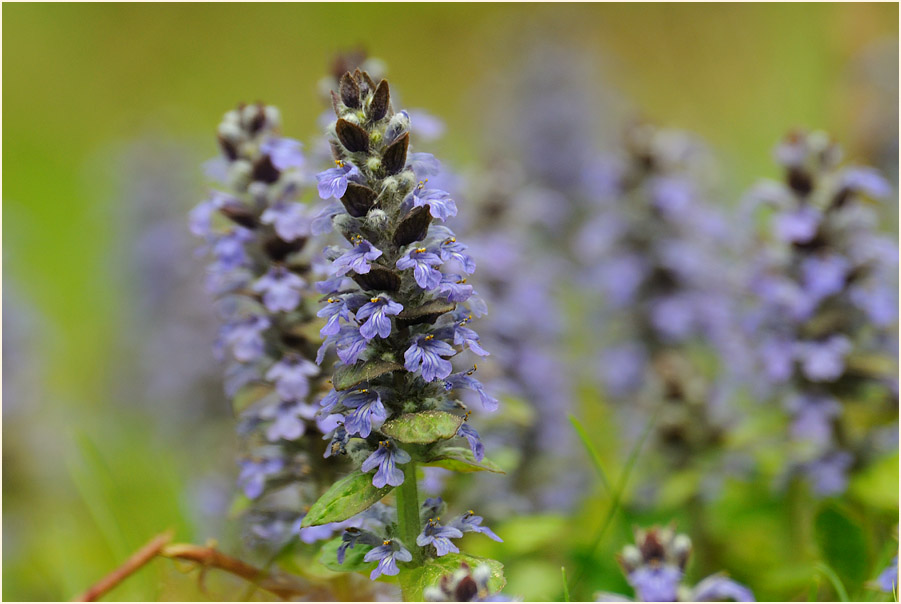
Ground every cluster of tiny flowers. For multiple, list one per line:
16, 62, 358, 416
576, 124, 748, 475
311, 69, 500, 579
424, 561, 513, 602
190, 103, 344, 544
595, 526, 755, 602
744, 130, 898, 496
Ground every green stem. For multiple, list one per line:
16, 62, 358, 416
396, 459, 423, 602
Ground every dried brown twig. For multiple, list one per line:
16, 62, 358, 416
73, 530, 312, 601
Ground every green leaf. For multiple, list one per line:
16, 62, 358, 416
380, 411, 464, 444
318, 536, 375, 573
301, 471, 394, 527
423, 447, 505, 474
400, 554, 505, 598
333, 359, 403, 391
848, 452, 899, 511
814, 502, 868, 593
845, 353, 896, 378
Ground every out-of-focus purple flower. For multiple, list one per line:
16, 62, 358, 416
363, 540, 413, 580
260, 137, 304, 171
876, 556, 898, 594
260, 200, 314, 242
774, 206, 821, 243
408, 110, 446, 141
601, 344, 647, 398
651, 176, 694, 215
213, 228, 255, 270
597, 254, 647, 307
795, 336, 852, 382
850, 284, 898, 327
260, 399, 318, 441
223, 316, 270, 362
238, 458, 283, 499
316, 161, 354, 199
628, 565, 682, 602
650, 295, 697, 341
252, 266, 306, 312
759, 336, 795, 383
342, 389, 387, 438
801, 253, 849, 302
189, 191, 230, 237
785, 392, 841, 446
416, 519, 463, 556
690, 575, 756, 602
841, 166, 892, 199
357, 295, 403, 340
361, 440, 411, 488
396, 248, 443, 290
334, 239, 383, 276
804, 451, 853, 496
265, 356, 319, 400
312, 201, 342, 236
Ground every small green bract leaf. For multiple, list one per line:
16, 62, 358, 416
400, 554, 505, 597
423, 447, 505, 474
318, 536, 375, 573
333, 359, 403, 391
380, 411, 464, 444
301, 471, 394, 527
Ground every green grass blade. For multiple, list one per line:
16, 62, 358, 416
569, 414, 612, 493
561, 566, 570, 602
816, 562, 850, 602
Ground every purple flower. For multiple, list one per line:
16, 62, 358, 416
759, 336, 795, 383
260, 200, 314, 242
437, 273, 473, 302
357, 295, 404, 340
362, 440, 412, 488
444, 371, 499, 411
651, 176, 694, 215
334, 239, 383, 276
189, 191, 230, 237
336, 325, 369, 365
601, 343, 647, 397
795, 336, 851, 382
690, 575, 756, 602
405, 335, 456, 382
850, 284, 898, 327
223, 316, 270, 362
265, 356, 319, 400
876, 556, 898, 593
312, 201, 342, 236
416, 519, 463, 556
453, 320, 489, 357
252, 267, 306, 312
316, 161, 354, 200
438, 236, 476, 274
841, 167, 891, 199
363, 540, 413, 580
212, 227, 254, 270
407, 151, 441, 179
449, 510, 502, 542
260, 399, 317, 441
396, 248, 443, 290
260, 137, 304, 171
410, 181, 457, 221
804, 451, 853, 496
342, 389, 388, 438
785, 392, 841, 446
317, 297, 353, 337
801, 253, 849, 302
457, 422, 485, 461
650, 295, 696, 341
774, 206, 821, 243
597, 254, 647, 307
407, 111, 446, 142
628, 565, 682, 602
238, 458, 283, 499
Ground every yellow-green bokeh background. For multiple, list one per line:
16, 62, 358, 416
3, 3, 898, 601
